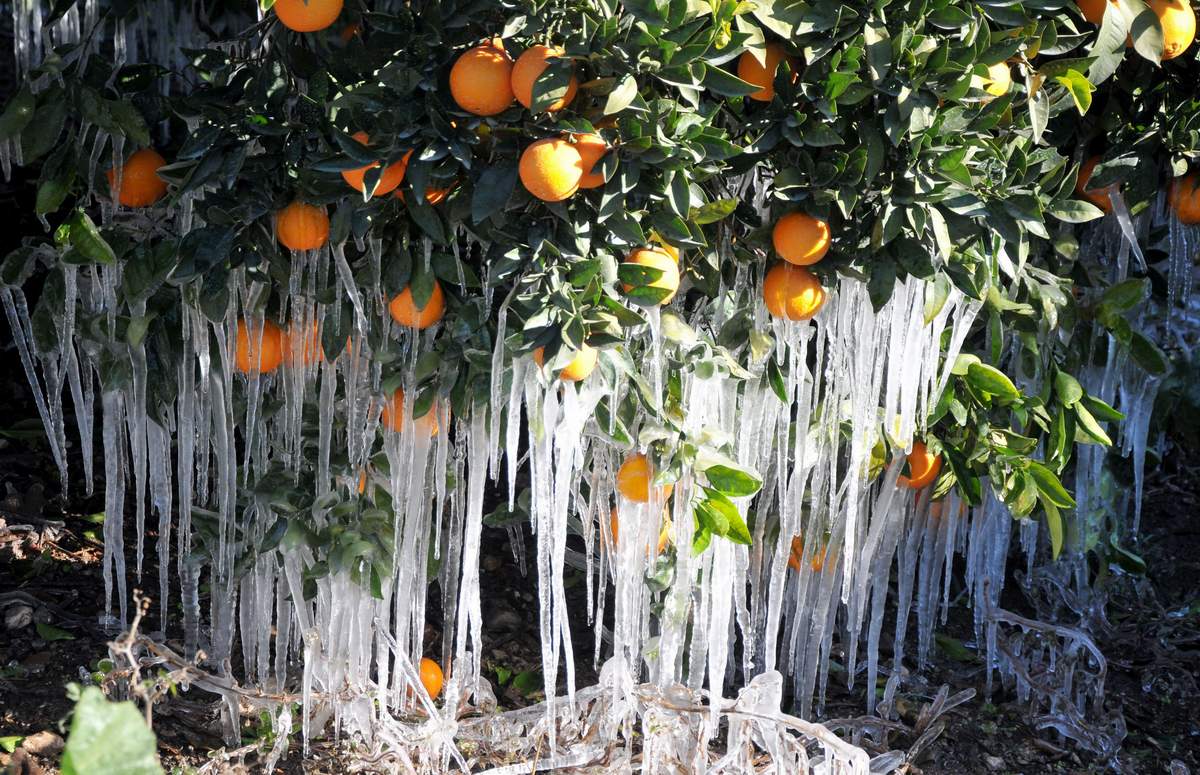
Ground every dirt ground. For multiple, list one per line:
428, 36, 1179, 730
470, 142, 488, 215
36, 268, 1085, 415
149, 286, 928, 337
0, 359, 1198, 774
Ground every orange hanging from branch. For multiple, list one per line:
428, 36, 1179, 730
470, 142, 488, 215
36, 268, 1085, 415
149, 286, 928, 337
106, 149, 168, 208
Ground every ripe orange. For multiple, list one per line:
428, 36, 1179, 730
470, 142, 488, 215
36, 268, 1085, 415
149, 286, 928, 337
419, 657, 444, 699
976, 61, 1012, 98
787, 536, 827, 573
533, 344, 598, 382
899, 440, 942, 489
106, 149, 168, 207
572, 133, 608, 189
276, 201, 330, 251
616, 453, 673, 503
341, 132, 409, 197
622, 247, 680, 305
273, 0, 343, 32
736, 43, 792, 102
1168, 172, 1200, 224
511, 44, 578, 112
234, 319, 286, 374
762, 263, 825, 321
389, 281, 446, 329
450, 43, 515, 116
773, 212, 830, 266
519, 138, 583, 201
609, 506, 671, 555
1075, 156, 1117, 214
339, 22, 360, 43
395, 182, 457, 205
380, 388, 440, 436
356, 469, 368, 494
1148, 0, 1195, 59
424, 184, 455, 205
1076, 0, 1116, 23
653, 241, 681, 263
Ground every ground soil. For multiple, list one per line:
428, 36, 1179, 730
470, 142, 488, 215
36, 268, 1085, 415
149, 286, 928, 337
0, 349, 1197, 773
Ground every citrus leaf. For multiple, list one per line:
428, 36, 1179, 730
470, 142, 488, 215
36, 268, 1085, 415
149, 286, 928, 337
965, 362, 1021, 401
1027, 461, 1076, 508
704, 464, 761, 497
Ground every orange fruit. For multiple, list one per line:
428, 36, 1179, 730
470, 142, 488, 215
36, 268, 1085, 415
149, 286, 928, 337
533, 344, 598, 382
616, 453, 673, 503
736, 43, 793, 102
395, 182, 457, 205
653, 241, 681, 263
419, 657, 444, 699
380, 388, 440, 436
341, 132, 410, 197
276, 201, 330, 251
899, 440, 942, 489
1148, 0, 1196, 59
1168, 172, 1200, 224
772, 212, 830, 266
1075, 156, 1117, 214
106, 149, 168, 207
609, 506, 671, 555
424, 184, 454, 205
450, 43, 515, 116
1076, 0, 1116, 23
356, 469, 368, 494
234, 319, 286, 374
273, 0, 343, 32
975, 61, 1012, 98
519, 138, 583, 201
511, 44, 578, 112
762, 263, 825, 321
787, 536, 827, 573
573, 133, 609, 189
622, 247, 680, 305
389, 281, 446, 329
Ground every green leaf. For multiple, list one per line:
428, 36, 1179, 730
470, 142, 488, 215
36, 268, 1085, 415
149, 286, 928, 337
1053, 69, 1094, 115
1128, 0, 1165, 64
699, 492, 754, 545
511, 670, 542, 696
603, 74, 639, 115
704, 464, 762, 497
0, 736, 22, 753
1074, 401, 1113, 446
1047, 199, 1104, 223
107, 101, 151, 147
65, 211, 117, 265
61, 687, 163, 775
1027, 461, 1076, 508
1129, 330, 1168, 375
700, 64, 760, 97
530, 56, 576, 112
935, 634, 976, 662
471, 161, 518, 224
965, 363, 1021, 401
0, 85, 35, 139
1054, 370, 1083, 406
1082, 394, 1124, 422
689, 198, 737, 225
1109, 534, 1146, 574
1043, 501, 1064, 560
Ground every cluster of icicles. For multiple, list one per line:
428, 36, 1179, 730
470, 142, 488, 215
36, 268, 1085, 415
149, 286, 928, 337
7, 4, 1199, 772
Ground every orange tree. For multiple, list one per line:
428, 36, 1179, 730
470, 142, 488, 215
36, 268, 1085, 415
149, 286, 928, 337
0, 0, 1196, 743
